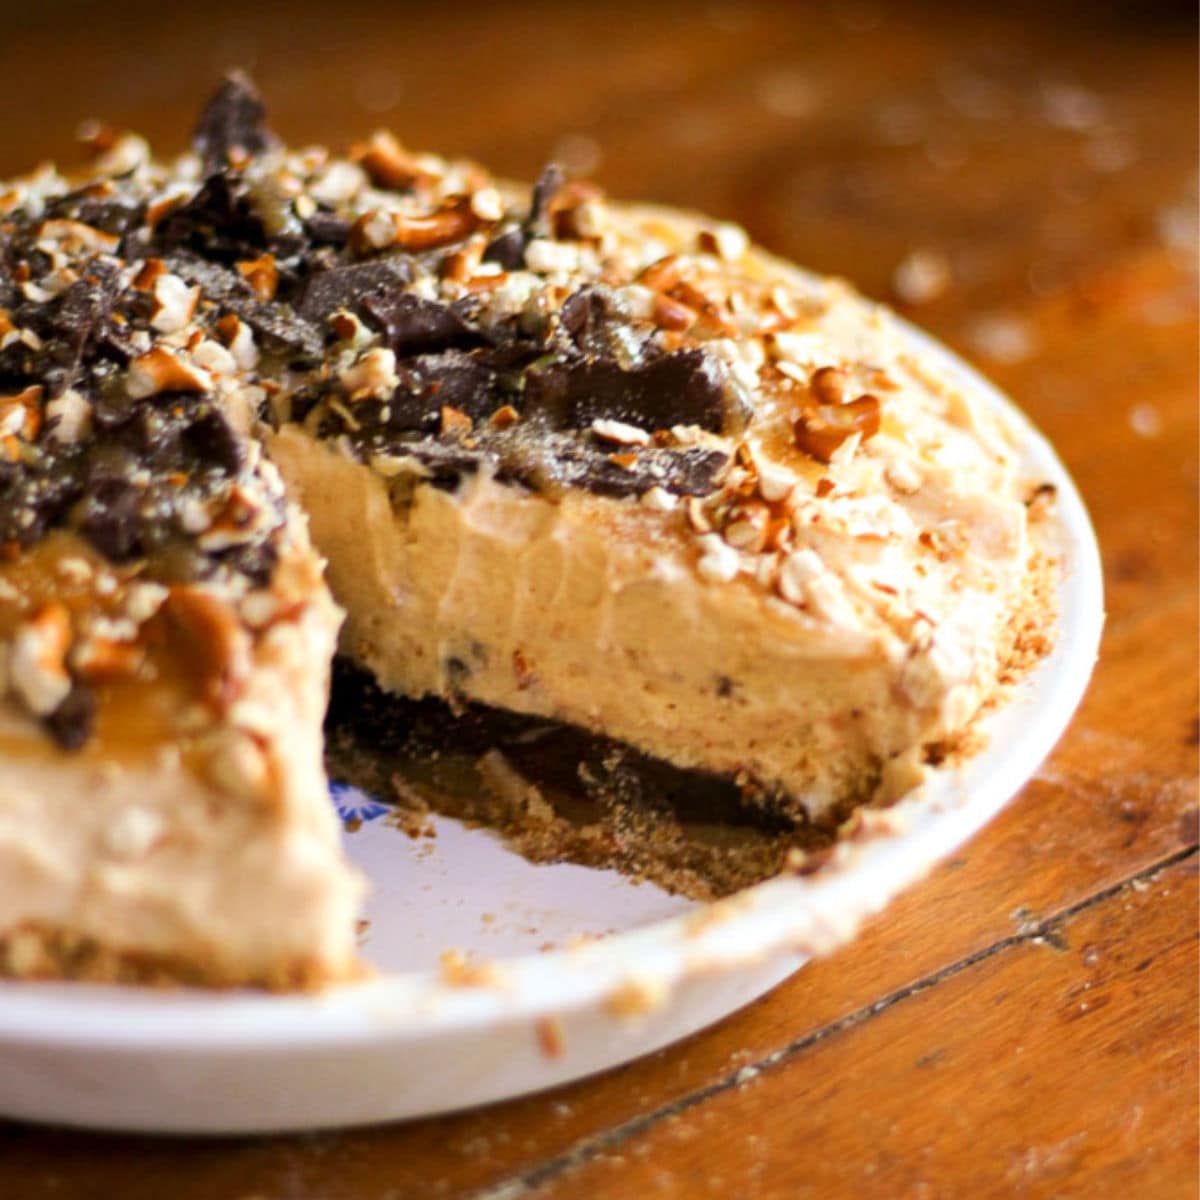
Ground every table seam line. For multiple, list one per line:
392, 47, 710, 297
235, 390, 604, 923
466, 840, 1198, 1200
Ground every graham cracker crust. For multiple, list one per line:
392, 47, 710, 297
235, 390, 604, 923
325, 659, 871, 901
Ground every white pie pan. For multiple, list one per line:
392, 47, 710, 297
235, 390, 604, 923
0, 313, 1103, 1134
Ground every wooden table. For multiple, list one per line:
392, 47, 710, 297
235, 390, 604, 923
2, 1, 1196, 1195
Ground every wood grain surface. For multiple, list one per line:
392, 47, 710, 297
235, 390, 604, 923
1, 1, 1196, 1196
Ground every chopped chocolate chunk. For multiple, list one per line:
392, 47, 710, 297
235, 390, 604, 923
361, 293, 488, 357
528, 163, 565, 237
389, 439, 487, 489
492, 435, 728, 500
354, 425, 726, 501
481, 226, 524, 271
236, 296, 325, 361
46, 263, 124, 388
77, 477, 144, 561
156, 174, 270, 265
182, 406, 245, 475
191, 71, 278, 174
304, 211, 352, 246
387, 350, 503, 429
558, 286, 607, 349
0, 231, 16, 304
0, 460, 82, 549
296, 258, 413, 325
482, 162, 564, 269
524, 348, 731, 433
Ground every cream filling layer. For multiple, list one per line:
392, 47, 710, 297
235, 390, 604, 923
0, 559, 364, 984
270, 426, 1027, 818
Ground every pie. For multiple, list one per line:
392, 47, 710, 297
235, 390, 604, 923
0, 76, 1053, 987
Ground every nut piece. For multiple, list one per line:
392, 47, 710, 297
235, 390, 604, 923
307, 162, 366, 207
203, 728, 271, 800
195, 482, 275, 551
793, 395, 881, 463
523, 239, 582, 274
126, 347, 213, 398
808, 366, 847, 405
351, 195, 480, 254
71, 635, 144, 682
470, 186, 504, 223
440, 405, 472, 435
36, 218, 120, 255
651, 293, 695, 332
149, 273, 200, 333
697, 223, 749, 262
777, 548, 823, 606
723, 502, 770, 553
132, 257, 168, 291
9, 603, 72, 716
352, 130, 435, 191
885, 458, 923, 495
215, 314, 260, 370
696, 533, 741, 583
756, 459, 795, 503
489, 404, 520, 430
686, 495, 713, 533
235, 254, 279, 302
123, 580, 169, 624
339, 347, 399, 400
640, 486, 678, 512
44, 388, 92, 445
637, 254, 685, 292
0, 385, 42, 440
164, 587, 252, 712
591, 418, 651, 447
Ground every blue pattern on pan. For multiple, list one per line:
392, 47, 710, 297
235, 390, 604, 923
330, 780, 389, 824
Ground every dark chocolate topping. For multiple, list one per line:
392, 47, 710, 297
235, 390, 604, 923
483, 162, 564, 270
295, 258, 413, 326
351, 420, 727, 501
361, 292, 489, 357
191, 71, 278, 175
524, 349, 729, 433
303, 210, 353, 247
47, 263, 126, 391
527, 163, 565, 237
43, 187, 146, 238
167, 251, 325, 360
480, 227, 525, 272
3, 79, 742, 595
157, 174, 271, 266
0, 386, 273, 581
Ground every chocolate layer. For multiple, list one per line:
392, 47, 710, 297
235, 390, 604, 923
325, 657, 797, 834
